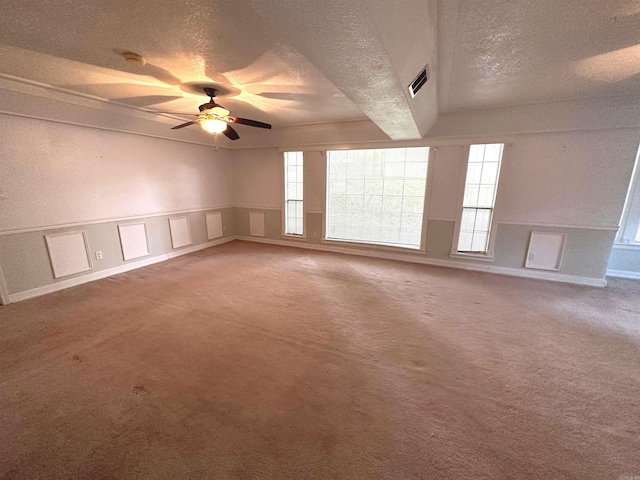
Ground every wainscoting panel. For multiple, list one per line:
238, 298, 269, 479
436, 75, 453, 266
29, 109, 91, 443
118, 222, 150, 261
525, 231, 567, 271
45, 231, 92, 278
249, 212, 266, 237
206, 212, 223, 240
169, 217, 192, 249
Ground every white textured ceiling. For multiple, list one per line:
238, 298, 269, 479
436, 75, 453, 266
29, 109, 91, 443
438, 0, 640, 111
0, 0, 435, 141
0, 0, 638, 145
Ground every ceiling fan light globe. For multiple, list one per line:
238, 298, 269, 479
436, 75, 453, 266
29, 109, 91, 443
201, 118, 227, 134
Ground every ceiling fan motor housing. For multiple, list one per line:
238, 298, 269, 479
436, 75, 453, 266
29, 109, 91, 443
199, 103, 216, 112
203, 87, 218, 99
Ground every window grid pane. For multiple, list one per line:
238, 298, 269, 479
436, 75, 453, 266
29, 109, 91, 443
457, 144, 504, 253
326, 147, 429, 249
284, 152, 304, 235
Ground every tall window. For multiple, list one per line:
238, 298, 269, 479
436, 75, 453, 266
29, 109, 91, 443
284, 151, 304, 235
457, 143, 504, 253
326, 147, 429, 249
618, 145, 640, 245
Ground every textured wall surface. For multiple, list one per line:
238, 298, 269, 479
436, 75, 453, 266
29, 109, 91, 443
230, 129, 637, 281
608, 247, 640, 275
0, 208, 235, 295
0, 115, 232, 233
0, 113, 235, 299
2, 114, 638, 300
497, 130, 637, 227
232, 148, 283, 209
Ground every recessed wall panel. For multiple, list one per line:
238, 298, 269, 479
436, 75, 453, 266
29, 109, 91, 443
45, 231, 92, 278
249, 212, 265, 237
169, 217, 192, 249
525, 232, 567, 271
206, 212, 223, 240
118, 222, 150, 261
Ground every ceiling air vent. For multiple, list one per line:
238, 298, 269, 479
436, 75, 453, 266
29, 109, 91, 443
409, 65, 429, 98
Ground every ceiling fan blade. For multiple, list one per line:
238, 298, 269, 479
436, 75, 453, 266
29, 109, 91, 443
230, 117, 272, 129
223, 125, 240, 140
171, 120, 199, 130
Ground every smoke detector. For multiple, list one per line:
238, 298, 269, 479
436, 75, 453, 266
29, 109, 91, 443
122, 51, 146, 66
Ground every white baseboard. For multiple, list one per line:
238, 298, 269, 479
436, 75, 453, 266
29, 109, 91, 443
8, 237, 234, 303
476, 264, 607, 287
236, 235, 337, 251
606, 269, 640, 280
7, 233, 607, 304
236, 236, 607, 287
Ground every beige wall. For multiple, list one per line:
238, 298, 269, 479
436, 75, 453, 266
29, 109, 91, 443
0, 114, 234, 302
497, 130, 637, 227
2, 110, 639, 302
0, 208, 236, 295
608, 247, 640, 276
0, 115, 233, 233
231, 148, 282, 209
428, 146, 463, 220
231, 129, 639, 281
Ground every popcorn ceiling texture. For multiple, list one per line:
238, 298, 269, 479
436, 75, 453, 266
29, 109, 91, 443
441, 0, 640, 110
1, 0, 637, 145
245, 0, 430, 140
0, 0, 374, 129
1, 241, 639, 478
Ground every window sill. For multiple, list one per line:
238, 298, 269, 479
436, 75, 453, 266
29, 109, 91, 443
449, 252, 495, 262
321, 238, 425, 254
281, 234, 307, 241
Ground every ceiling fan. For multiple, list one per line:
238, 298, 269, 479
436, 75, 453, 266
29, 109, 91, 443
169, 87, 272, 140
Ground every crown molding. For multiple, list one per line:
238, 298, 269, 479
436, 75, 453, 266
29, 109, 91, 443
0, 74, 236, 148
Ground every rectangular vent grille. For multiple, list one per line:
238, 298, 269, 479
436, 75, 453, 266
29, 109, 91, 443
409, 65, 428, 98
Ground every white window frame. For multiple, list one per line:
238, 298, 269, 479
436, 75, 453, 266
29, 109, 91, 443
282, 151, 305, 238
323, 146, 431, 251
450, 143, 505, 261
617, 145, 640, 246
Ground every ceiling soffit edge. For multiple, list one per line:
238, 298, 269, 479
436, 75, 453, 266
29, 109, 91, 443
244, 0, 426, 141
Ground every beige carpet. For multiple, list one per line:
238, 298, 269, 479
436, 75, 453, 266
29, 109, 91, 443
1, 240, 639, 479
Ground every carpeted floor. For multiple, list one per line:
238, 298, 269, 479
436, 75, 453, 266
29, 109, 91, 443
1, 240, 639, 479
